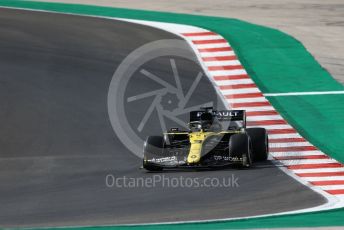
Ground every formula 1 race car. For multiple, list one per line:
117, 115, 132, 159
142, 107, 269, 171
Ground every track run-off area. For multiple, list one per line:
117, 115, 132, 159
0, 1, 344, 229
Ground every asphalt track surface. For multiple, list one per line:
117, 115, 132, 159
0, 8, 325, 228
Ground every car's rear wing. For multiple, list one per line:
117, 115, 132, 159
190, 110, 246, 128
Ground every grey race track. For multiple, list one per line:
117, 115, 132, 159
0, 8, 325, 228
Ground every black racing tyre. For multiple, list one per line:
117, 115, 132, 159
229, 134, 252, 168
143, 136, 164, 171
246, 128, 269, 162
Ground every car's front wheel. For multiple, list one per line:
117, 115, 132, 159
143, 136, 164, 171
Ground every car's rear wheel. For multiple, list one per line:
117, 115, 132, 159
143, 136, 164, 171
229, 134, 252, 168
246, 128, 269, 162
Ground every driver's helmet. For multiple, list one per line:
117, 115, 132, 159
188, 121, 202, 132
200, 112, 214, 131
201, 112, 222, 131
188, 112, 222, 132
188, 112, 215, 132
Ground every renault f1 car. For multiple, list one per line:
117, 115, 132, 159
142, 107, 268, 171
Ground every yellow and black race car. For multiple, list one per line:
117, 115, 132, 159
142, 107, 268, 171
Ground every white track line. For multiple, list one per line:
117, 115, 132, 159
246, 115, 284, 121
265, 91, 344, 96
269, 142, 313, 147
226, 97, 268, 103
292, 168, 344, 174
233, 106, 276, 111
247, 124, 294, 129
214, 78, 254, 85
203, 60, 241, 66
278, 159, 338, 166
195, 43, 230, 49
303, 176, 344, 182
222, 87, 261, 95
316, 185, 344, 190
271, 151, 326, 158
207, 69, 247, 76
187, 35, 223, 40
268, 133, 303, 139
199, 51, 236, 57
